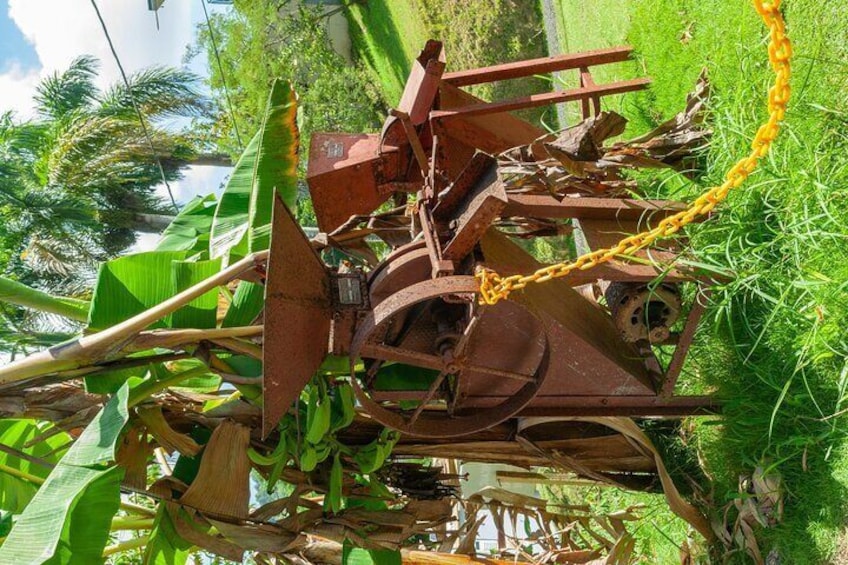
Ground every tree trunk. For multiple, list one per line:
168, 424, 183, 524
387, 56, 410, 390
190, 153, 233, 167
132, 213, 176, 233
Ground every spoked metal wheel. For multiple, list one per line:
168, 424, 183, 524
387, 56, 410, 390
350, 276, 550, 438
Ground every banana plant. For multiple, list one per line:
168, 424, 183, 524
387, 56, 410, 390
0, 80, 410, 565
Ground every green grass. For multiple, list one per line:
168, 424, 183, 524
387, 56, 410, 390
346, 0, 551, 124
346, 1, 427, 105
554, 1, 848, 562
348, 0, 848, 561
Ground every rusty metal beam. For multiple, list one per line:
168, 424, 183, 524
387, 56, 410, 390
442, 46, 634, 87
579, 66, 601, 119
515, 395, 720, 417
442, 166, 507, 261
433, 152, 496, 220
661, 286, 712, 397
430, 78, 651, 121
503, 194, 687, 221
398, 40, 445, 125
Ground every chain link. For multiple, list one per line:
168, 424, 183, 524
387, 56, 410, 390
476, 0, 791, 305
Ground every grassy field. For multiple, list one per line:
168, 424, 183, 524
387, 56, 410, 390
556, 1, 848, 563
346, 0, 551, 124
346, 0, 848, 562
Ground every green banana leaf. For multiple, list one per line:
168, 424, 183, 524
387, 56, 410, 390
210, 80, 298, 264
0, 420, 71, 513
0, 385, 130, 564
221, 281, 264, 328
142, 505, 193, 565
169, 259, 223, 329
87, 252, 221, 332
0, 276, 89, 322
0, 509, 11, 537
155, 194, 218, 255
87, 251, 187, 331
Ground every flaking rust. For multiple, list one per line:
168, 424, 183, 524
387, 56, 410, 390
264, 41, 718, 436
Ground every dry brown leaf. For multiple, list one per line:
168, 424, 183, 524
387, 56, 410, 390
207, 517, 298, 553
136, 405, 201, 457
168, 503, 244, 562
115, 426, 152, 490
180, 420, 251, 520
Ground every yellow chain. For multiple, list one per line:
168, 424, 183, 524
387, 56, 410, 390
476, 0, 792, 305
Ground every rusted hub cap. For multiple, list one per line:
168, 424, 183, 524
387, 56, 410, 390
350, 276, 550, 438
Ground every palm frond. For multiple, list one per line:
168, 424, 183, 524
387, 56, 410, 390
34, 55, 100, 120
98, 66, 208, 120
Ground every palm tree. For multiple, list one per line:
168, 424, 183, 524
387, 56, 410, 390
1, 56, 209, 267
0, 56, 212, 353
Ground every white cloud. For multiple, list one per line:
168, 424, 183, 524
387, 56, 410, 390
158, 164, 231, 205
0, 62, 40, 118
8, 0, 195, 88
1, 0, 209, 119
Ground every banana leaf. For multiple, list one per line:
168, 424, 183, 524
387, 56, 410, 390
210, 80, 298, 264
221, 281, 264, 328
155, 194, 218, 255
0, 420, 71, 513
0, 385, 130, 564
87, 252, 221, 332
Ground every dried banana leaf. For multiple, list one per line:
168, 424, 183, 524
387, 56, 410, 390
180, 420, 251, 520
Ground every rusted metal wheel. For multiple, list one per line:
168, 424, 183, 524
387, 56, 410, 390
350, 275, 551, 438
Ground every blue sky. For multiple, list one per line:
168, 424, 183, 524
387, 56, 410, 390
0, 0, 38, 73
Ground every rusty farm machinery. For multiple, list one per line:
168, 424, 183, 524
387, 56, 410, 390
263, 41, 718, 446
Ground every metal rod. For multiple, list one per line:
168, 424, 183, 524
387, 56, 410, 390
442, 46, 634, 87
431, 78, 651, 120
503, 195, 687, 221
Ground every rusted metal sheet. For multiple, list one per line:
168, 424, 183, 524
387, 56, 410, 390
435, 82, 544, 154
442, 46, 634, 86
307, 133, 402, 233
442, 165, 507, 261
263, 194, 331, 436
479, 228, 657, 397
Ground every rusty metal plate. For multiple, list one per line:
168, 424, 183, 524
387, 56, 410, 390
263, 194, 331, 436
442, 165, 507, 261
435, 82, 544, 154
306, 133, 401, 233
478, 229, 657, 399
